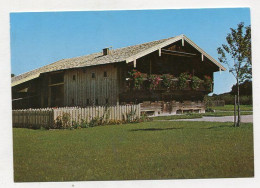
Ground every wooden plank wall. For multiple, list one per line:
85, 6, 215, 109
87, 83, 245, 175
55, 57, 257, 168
12, 104, 140, 128
64, 64, 119, 106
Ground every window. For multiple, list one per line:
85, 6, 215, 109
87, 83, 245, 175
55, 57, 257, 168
73, 75, 76, 80
95, 99, 98, 105
92, 73, 95, 78
86, 99, 90, 105
104, 71, 107, 77
72, 98, 74, 105
105, 98, 109, 105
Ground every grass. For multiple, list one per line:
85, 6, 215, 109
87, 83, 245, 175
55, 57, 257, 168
154, 113, 202, 120
212, 105, 253, 111
13, 121, 254, 182
153, 111, 252, 120
203, 111, 253, 117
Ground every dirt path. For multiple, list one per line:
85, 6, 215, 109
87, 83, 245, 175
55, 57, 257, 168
170, 115, 253, 123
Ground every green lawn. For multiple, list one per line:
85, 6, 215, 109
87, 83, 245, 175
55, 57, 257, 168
212, 105, 253, 111
154, 113, 203, 120
153, 111, 252, 120
13, 121, 254, 182
203, 111, 253, 117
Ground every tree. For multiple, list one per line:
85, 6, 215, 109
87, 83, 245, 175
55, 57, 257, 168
217, 22, 251, 127
11, 73, 15, 77
230, 80, 252, 96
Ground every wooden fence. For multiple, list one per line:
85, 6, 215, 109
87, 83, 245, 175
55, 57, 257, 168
12, 104, 141, 129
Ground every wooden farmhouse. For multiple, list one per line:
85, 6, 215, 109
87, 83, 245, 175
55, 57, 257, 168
12, 34, 226, 115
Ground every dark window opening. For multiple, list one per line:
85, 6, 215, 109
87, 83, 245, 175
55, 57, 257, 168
50, 72, 64, 84
105, 98, 109, 105
73, 75, 76, 80
92, 73, 95, 78
104, 71, 107, 77
95, 99, 98, 105
86, 99, 89, 105
72, 98, 74, 105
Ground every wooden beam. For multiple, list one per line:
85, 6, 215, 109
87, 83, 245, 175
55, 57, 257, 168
161, 49, 197, 57
201, 54, 204, 61
48, 82, 64, 87
159, 48, 161, 56
182, 38, 184, 46
133, 59, 136, 68
125, 35, 183, 63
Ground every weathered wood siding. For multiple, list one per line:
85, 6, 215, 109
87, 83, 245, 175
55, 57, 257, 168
64, 64, 119, 106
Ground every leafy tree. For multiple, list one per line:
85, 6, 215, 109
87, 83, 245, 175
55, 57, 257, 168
11, 73, 15, 77
217, 22, 251, 127
230, 80, 252, 96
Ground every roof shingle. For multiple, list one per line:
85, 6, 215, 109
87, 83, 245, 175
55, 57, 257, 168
12, 37, 172, 85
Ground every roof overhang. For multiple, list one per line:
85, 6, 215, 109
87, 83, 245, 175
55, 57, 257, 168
125, 34, 226, 71
11, 34, 226, 88
11, 73, 40, 87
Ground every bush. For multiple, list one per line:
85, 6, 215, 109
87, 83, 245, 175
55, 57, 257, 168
89, 117, 102, 127
54, 113, 71, 129
129, 69, 144, 89
191, 76, 202, 90
123, 108, 138, 123
139, 113, 153, 122
203, 75, 212, 91
206, 93, 252, 105
147, 74, 161, 90
206, 108, 215, 112
161, 74, 174, 89
178, 72, 191, 89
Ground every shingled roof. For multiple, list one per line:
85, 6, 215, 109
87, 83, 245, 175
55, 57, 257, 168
11, 34, 226, 87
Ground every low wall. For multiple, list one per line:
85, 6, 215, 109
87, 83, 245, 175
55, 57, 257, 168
12, 104, 141, 129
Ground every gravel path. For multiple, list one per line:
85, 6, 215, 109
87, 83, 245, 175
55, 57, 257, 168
170, 115, 253, 123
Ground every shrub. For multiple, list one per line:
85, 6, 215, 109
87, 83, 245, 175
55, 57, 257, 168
147, 74, 161, 90
203, 75, 212, 91
178, 72, 191, 89
206, 108, 215, 112
54, 113, 71, 129
89, 117, 102, 127
123, 108, 138, 123
191, 76, 202, 90
129, 69, 144, 89
108, 119, 123, 125
139, 112, 153, 122
161, 74, 174, 89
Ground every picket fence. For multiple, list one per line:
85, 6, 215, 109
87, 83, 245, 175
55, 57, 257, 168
12, 104, 141, 129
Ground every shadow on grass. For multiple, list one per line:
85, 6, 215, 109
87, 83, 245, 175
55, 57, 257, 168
130, 127, 184, 132
131, 124, 237, 132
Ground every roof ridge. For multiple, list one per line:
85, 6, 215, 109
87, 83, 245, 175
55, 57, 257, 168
12, 36, 174, 81
110, 36, 174, 52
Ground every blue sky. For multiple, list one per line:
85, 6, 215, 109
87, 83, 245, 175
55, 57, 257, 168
10, 8, 251, 94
